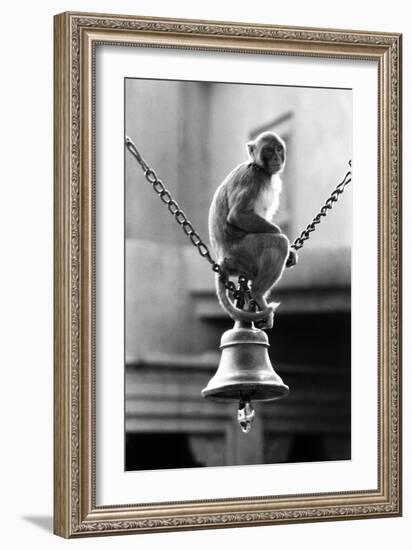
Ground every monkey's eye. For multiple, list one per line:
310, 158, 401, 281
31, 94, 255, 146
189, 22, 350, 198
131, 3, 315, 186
275, 145, 284, 153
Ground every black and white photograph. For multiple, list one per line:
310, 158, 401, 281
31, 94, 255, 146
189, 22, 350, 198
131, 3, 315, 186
124, 78, 352, 471
1, 0, 406, 546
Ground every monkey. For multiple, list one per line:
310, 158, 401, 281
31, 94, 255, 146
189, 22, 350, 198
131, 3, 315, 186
208, 131, 298, 329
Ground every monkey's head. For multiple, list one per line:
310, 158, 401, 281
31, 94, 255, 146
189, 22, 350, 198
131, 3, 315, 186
247, 132, 286, 175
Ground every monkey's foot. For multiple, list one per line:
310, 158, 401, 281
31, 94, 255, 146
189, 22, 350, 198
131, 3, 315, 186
255, 310, 274, 330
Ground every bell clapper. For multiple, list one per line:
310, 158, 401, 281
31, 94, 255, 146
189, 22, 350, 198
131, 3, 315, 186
237, 397, 255, 434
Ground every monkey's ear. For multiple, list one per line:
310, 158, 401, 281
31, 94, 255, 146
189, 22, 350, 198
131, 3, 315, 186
247, 141, 255, 158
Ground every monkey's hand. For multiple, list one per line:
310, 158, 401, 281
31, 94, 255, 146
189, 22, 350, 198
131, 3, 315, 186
286, 249, 298, 268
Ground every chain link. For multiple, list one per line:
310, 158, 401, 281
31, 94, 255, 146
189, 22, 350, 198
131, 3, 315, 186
126, 136, 237, 295
126, 136, 351, 300
291, 162, 352, 251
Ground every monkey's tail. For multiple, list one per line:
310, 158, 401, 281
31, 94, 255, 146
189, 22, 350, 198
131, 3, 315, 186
215, 274, 278, 323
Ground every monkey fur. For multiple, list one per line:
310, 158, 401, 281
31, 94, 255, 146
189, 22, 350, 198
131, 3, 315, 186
208, 131, 297, 329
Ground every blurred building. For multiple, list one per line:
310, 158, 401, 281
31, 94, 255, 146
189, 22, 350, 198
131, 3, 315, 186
125, 79, 352, 470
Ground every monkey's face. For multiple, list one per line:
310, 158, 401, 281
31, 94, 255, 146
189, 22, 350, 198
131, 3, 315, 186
248, 132, 286, 175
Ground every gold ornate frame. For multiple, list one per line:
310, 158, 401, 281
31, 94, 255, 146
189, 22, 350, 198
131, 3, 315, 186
53, 11, 402, 538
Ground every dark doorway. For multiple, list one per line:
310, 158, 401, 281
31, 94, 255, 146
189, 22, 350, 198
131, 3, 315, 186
125, 433, 205, 471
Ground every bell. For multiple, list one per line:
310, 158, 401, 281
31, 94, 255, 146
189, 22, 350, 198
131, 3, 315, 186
202, 321, 288, 433
202, 321, 289, 403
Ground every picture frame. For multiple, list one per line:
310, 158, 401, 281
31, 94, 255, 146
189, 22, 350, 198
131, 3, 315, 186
53, 11, 402, 538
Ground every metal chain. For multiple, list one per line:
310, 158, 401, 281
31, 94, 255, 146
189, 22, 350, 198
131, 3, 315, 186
290, 162, 352, 251
126, 136, 351, 300
125, 136, 238, 296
